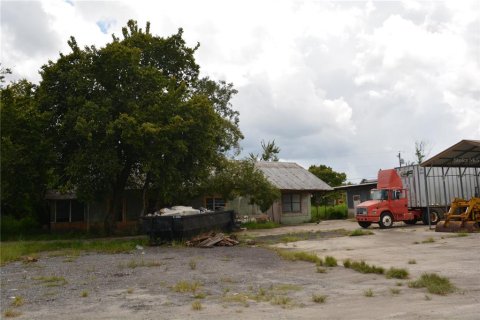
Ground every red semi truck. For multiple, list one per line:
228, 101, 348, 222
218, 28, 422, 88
355, 166, 478, 229
355, 169, 422, 228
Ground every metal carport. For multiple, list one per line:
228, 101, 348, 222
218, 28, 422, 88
420, 140, 480, 228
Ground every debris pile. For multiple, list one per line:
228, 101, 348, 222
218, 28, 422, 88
146, 206, 213, 217
186, 232, 239, 248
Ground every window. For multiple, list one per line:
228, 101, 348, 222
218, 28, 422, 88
53, 200, 85, 222
70, 200, 85, 222
56, 200, 70, 222
282, 193, 301, 213
205, 197, 225, 211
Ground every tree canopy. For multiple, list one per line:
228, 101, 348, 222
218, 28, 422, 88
1, 80, 52, 220
31, 20, 243, 232
308, 165, 346, 187
200, 159, 280, 212
249, 139, 281, 161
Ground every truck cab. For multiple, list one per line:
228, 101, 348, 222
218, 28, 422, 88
355, 169, 419, 228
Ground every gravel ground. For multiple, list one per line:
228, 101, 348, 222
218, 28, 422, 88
1, 221, 479, 319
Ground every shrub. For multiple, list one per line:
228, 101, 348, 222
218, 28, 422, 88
173, 280, 202, 293
343, 259, 384, 274
191, 300, 202, 310
324, 256, 338, 267
311, 204, 347, 221
312, 294, 327, 303
349, 229, 374, 236
386, 268, 409, 279
408, 273, 455, 295
1, 215, 39, 240
364, 289, 374, 297
275, 250, 322, 264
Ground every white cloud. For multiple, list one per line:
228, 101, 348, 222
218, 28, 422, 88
1, 0, 478, 181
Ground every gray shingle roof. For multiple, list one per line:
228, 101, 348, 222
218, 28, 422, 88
255, 161, 333, 191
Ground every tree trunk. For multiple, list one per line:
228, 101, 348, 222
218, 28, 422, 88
140, 172, 151, 217
104, 162, 132, 235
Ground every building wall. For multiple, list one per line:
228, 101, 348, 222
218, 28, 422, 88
278, 192, 312, 224
48, 189, 143, 232
226, 192, 312, 225
345, 186, 375, 217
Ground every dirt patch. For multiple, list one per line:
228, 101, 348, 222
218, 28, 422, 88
1, 221, 479, 319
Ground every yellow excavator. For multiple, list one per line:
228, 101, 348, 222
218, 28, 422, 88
435, 197, 480, 233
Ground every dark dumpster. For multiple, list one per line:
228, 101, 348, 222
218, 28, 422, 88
142, 210, 235, 244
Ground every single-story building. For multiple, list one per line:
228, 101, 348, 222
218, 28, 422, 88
334, 179, 377, 217
46, 161, 332, 231
225, 161, 333, 224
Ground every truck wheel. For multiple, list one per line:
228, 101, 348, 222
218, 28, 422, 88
422, 210, 442, 225
358, 221, 371, 229
379, 212, 394, 229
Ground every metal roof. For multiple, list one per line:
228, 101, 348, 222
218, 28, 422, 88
421, 140, 480, 168
334, 182, 377, 191
255, 161, 333, 191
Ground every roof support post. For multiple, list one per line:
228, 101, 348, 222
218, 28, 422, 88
424, 166, 432, 229
475, 168, 479, 197
458, 167, 464, 199
441, 167, 448, 212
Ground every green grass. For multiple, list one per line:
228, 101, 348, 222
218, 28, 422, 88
349, 229, 374, 236
191, 300, 203, 310
408, 273, 456, 295
275, 249, 322, 264
280, 235, 304, 243
189, 259, 197, 270
11, 296, 24, 307
316, 266, 327, 273
272, 284, 302, 292
312, 294, 327, 303
1, 238, 149, 266
364, 289, 374, 297
343, 259, 384, 274
271, 295, 292, 306
33, 276, 68, 287
386, 267, 409, 279
4, 309, 22, 318
241, 221, 280, 229
421, 237, 435, 243
81, 290, 89, 298
172, 280, 202, 293
323, 256, 338, 267
408, 259, 417, 264
311, 204, 348, 221
390, 288, 401, 295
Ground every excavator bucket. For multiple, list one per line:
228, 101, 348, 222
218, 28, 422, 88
435, 221, 480, 233
435, 198, 480, 233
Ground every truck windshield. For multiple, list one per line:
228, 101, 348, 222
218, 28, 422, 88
371, 189, 388, 200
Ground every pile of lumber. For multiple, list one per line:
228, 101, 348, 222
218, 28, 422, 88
186, 232, 239, 248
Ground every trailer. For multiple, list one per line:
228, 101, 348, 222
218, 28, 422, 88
396, 164, 479, 224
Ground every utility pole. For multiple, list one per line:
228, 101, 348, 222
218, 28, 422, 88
397, 152, 404, 167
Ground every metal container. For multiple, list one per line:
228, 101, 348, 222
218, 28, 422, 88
142, 210, 235, 244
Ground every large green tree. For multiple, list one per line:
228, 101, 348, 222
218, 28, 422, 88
37, 20, 243, 232
308, 164, 346, 187
1, 79, 52, 222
